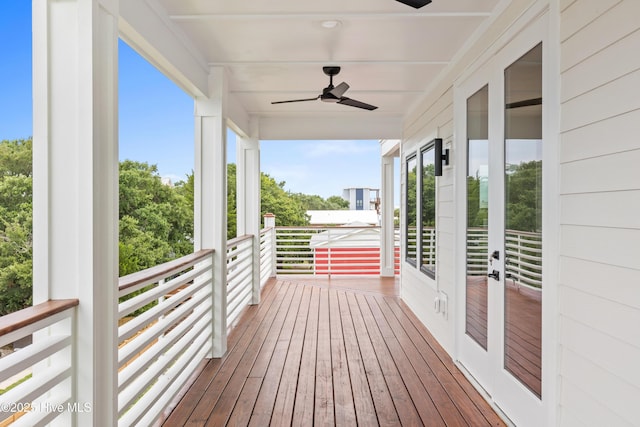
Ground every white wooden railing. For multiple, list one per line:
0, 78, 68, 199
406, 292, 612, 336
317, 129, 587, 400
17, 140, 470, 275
467, 228, 489, 275
259, 227, 276, 288
117, 250, 214, 427
0, 299, 78, 426
466, 228, 542, 289
275, 226, 400, 276
421, 228, 436, 269
226, 235, 254, 330
505, 230, 542, 289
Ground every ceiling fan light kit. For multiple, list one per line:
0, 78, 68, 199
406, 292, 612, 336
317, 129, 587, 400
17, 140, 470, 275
395, 0, 432, 9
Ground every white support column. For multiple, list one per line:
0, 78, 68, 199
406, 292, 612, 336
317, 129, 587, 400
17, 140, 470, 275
194, 67, 228, 357
32, 0, 119, 425
264, 214, 277, 278
236, 120, 261, 304
380, 155, 396, 277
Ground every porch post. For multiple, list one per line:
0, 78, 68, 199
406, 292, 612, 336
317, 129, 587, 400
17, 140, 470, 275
32, 0, 119, 425
236, 119, 261, 304
264, 214, 277, 277
380, 141, 399, 277
194, 67, 228, 357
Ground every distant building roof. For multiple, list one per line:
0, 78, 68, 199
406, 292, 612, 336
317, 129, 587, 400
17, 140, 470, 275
307, 210, 379, 225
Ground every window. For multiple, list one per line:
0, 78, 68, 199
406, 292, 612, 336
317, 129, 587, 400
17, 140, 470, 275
420, 145, 436, 277
405, 156, 417, 265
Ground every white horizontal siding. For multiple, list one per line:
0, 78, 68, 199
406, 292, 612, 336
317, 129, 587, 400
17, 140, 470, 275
559, 2, 640, 425
561, 191, 640, 229
560, 315, 640, 387
560, 225, 640, 271
560, 109, 640, 163
561, 68, 640, 132
560, 148, 640, 194
560, 346, 640, 425
560, 256, 640, 309
559, 0, 621, 43
560, 380, 634, 427
560, 0, 640, 72
401, 81, 455, 353
561, 26, 640, 102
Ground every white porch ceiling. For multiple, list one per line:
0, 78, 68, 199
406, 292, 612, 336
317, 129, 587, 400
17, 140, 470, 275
137, 0, 502, 139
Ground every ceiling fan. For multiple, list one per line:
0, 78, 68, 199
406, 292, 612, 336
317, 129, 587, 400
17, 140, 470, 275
395, 0, 432, 8
271, 66, 378, 111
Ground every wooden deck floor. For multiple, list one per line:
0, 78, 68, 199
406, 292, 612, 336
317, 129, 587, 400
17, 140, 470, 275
164, 277, 505, 426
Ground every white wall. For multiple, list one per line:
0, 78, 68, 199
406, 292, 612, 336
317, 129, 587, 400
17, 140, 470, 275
558, 1, 640, 425
401, 87, 455, 352
400, 0, 539, 355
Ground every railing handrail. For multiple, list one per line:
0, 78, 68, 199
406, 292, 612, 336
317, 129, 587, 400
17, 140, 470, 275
0, 299, 79, 337
275, 225, 379, 230
227, 234, 253, 248
118, 249, 214, 293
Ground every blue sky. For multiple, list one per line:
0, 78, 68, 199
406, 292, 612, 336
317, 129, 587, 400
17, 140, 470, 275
1, 2, 389, 200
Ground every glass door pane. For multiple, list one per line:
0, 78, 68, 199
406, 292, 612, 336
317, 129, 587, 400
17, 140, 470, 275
406, 156, 418, 265
421, 147, 436, 276
466, 85, 489, 349
504, 43, 543, 398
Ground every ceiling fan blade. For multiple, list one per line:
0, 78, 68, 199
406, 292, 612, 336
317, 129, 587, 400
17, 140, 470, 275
337, 97, 378, 111
506, 97, 542, 109
329, 82, 350, 98
271, 96, 319, 105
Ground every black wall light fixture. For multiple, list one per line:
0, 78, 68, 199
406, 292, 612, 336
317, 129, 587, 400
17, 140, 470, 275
434, 138, 449, 177
396, 0, 432, 9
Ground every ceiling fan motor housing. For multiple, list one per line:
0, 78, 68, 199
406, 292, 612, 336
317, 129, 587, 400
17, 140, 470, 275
396, 0, 432, 9
322, 66, 341, 77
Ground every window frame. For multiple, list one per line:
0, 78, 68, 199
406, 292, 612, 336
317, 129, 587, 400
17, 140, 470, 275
419, 142, 437, 278
404, 154, 418, 267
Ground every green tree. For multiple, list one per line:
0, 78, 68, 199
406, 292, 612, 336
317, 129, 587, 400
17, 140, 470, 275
291, 193, 349, 211
505, 160, 542, 232
326, 195, 349, 209
0, 139, 33, 315
225, 165, 310, 238
260, 173, 308, 227
118, 160, 193, 276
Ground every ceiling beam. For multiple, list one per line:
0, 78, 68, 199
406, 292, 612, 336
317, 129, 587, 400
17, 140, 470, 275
170, 12, 492, 21
209, 60, 449, 66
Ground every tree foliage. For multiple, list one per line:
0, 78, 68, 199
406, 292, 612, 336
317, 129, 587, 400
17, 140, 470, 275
506, 160, 542, 232
0, 139, 33, 315
0, 139, 354, 315
118, 160, 193, 276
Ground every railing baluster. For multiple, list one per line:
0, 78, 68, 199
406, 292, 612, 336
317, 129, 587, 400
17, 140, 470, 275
116, 249, 214, 426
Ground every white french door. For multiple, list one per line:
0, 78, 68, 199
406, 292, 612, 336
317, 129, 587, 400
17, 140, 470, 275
456, 22, 549, 427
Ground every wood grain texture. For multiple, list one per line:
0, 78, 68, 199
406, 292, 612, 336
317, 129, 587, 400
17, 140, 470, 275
164, 277, 505, 426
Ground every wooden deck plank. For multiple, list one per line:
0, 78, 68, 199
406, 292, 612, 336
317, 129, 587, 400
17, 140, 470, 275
291, 286, 320, 426
164, 280, 280, 425
269, 286, 312, 426
374, 295, 470, 427
345, 292, 400, 426
204, 282, 296, 426
364, 294, 446, 426
382, 296, 492, 427
336, 290, 378, 426
354, 293, 423, 427
314, 287, 335, 426
182, 281, 289, 425
328, 289, 358, 427
394, 298, 506, 426
247, 284, 306, 426
166, 277, 505, 427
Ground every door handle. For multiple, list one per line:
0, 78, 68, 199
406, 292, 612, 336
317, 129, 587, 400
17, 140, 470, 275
488, 270, 500, 281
